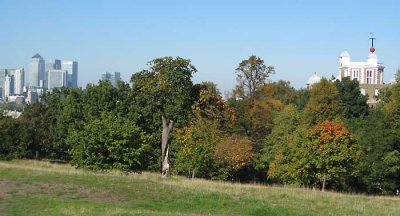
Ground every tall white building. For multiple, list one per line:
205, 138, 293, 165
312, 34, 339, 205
61, 60, 78, 87
29, 54, 45, 88
48, 69, 67, 90
0, 68, 24, 98
4, 75, 14, 99
6, 69, 24, 95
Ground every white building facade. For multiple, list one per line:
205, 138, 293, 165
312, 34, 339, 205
48, 69, 67, 90
337, 50, 387, 105
4, 75, 14, 99
337, 51, 384, 85
61, 60, 78, 88
29, 54, 46, 88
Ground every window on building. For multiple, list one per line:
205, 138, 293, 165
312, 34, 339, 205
352, 69, 359, 80
361, 88, 366, 96
374, 89, 380, 96
366, 70, 373, 84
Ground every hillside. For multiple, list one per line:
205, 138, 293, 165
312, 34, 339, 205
0, 160, 399, 216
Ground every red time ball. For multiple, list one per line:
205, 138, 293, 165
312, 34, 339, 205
370, 47, 375, 53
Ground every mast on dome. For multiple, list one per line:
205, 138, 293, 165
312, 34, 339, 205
369, 32, 376, 53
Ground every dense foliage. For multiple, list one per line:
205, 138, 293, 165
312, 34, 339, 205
1, 55, 400, 194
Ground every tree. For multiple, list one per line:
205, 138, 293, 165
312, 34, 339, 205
192, 82, 236, 128
0, 115, 22, 160
305, 121, 360, 191
262, 104, 302, 181
352, 81, 400, 194
131, 57, 197, 177
173, 117, 222, 179
67, 112, 151, 171
334, 77, 368, 118
18, 103, 52, 159
235, 55, 274, 99
269, 120, 360, 191
213, 135, 253, 180
293, 88, 310, 110
254, 80, 295, 105
304, 78, 344, 125
174, 82, 234, 179
43, 87, 84, 160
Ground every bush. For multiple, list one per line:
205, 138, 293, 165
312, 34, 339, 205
67, 112, 152, 171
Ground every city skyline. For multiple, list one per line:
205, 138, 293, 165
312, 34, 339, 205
1, 0, 400, 91
28, 53, 78, 90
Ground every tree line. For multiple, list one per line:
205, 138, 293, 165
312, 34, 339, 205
1, 55, 400, 194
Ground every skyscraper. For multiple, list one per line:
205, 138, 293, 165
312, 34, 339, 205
61, 60, 78, 87
4, 75, 14, 99
6, 69, 24, 95
101, 72, 121, 87
48, 69, 67, 90
29, 54, 45, 88
0, 69, 6, 99
0, 68, 24, 98
46, 59, 62, 71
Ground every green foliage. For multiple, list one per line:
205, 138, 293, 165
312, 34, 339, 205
383, 82, 400, 120
304, 78, 344, 125
131, 56, 197, 126
334, 77, 369, 118
173, 117, 222, 179
67, 112, 151, 171
0, 115, 23, 160
191, 82, 235, 128
293, 88, 310, 110
43, 88, 85, 160
261, 104, 302, 178
2, 55, 400, 194
269, 120, 360, 190
131, 56, 197, 172
353, 109, 400, 194
235, 55, 274, 98
18, 103, 52, 159
304, 121, 360, 190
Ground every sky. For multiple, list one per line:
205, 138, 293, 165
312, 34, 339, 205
1, 0, 399, 92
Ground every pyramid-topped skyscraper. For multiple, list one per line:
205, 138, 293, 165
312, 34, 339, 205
29, 53, 45, 88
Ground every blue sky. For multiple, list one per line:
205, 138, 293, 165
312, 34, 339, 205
1, 0, 399, 91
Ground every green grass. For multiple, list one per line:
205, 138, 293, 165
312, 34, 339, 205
0, 160, 399, 215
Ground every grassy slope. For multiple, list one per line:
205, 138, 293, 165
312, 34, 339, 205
0, 160, 399, 216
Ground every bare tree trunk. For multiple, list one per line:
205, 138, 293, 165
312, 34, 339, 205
161, 115, 173, 177
322, 177, 326, 192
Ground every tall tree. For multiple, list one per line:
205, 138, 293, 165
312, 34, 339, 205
305, 121, 360, 191
293, 88, 310, 110
334, 77, 368, 118
235, 55, 274, 99
353, 109, 400, 194
262, 104, 302, 180
131, 57, 196, 177
304, 78, 344, 125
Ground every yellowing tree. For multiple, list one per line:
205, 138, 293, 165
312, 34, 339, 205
304, 78, 344, 125
213, 135, 253, 180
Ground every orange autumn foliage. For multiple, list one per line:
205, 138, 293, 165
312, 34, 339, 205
213, 135, 253, 170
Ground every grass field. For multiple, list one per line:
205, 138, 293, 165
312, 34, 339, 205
0, 160, 399, 215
